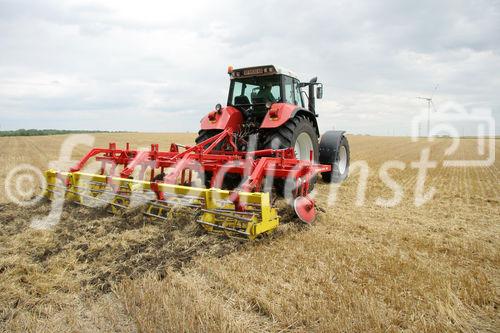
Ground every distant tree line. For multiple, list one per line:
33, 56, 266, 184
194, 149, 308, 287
0, 129, 128, 137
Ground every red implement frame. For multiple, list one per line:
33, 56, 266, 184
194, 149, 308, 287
68, 129, 331, 201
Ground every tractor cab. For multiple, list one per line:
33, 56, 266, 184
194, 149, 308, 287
227, 65, 321, 120
199, 64, 337, 163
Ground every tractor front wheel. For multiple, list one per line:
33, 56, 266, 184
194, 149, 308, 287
195, 129, 222, 147
195, 129, 221, 188
319, 131, 350, 183
195, 129, 242, 190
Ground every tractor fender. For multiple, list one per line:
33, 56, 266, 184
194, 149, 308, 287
200, 106, 243, 131
318, 130, 346, 164
260, 103, 319, 136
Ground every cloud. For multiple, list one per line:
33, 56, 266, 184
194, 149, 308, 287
0, 0, 498, 135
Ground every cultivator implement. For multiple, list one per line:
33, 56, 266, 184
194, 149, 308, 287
43, 129, 332, 239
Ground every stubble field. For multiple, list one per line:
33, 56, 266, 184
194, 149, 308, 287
0, 133, 498, 332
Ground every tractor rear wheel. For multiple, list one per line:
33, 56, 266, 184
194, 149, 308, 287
261, 114, 319, 195
261, 115, 319, 161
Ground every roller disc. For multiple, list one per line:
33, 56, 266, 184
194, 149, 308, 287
293, 196, 316, 224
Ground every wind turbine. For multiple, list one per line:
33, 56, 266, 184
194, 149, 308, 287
417, 85, 438, 137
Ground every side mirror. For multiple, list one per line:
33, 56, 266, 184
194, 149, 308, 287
316, 85, 323, 99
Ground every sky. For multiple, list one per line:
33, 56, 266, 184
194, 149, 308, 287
0, 0, 499, 136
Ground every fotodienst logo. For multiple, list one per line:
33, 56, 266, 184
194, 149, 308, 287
411, 101, 496, 167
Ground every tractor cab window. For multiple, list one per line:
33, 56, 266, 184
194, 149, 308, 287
283, 76, 303, 107
284, 76, 294, 105
230, 76, 281, 106
293, 80, 303, 107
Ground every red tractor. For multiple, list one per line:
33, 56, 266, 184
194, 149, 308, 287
197, 65, 350, 192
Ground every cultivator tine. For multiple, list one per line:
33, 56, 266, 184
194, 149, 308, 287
196, 190, 279, 240
197, 207, 269, 239
44, 187, 66, 201
142, 193, 204, 221
67, 186, 130, 209
196, 220, 251, 237
107, 184, 132, 214
143, 201, 172, 221
200, 209, 254, 222
43, 171, 132, 212
196, 208, 259, 239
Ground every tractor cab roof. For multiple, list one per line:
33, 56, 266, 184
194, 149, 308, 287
230, 65, 300, 81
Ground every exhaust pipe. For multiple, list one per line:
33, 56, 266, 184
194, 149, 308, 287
308, 77, 318, 114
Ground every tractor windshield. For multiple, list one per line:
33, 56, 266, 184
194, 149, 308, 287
229, 76, 282, 106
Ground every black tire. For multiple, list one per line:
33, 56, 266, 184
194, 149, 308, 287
211, 173, 242, 190
261, 114, 319, 195
195, 129, 222, 147
195, 130, 221, 188
320, 134, 350, 183
195, 130, 242, 189
260, 115, 319, 160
